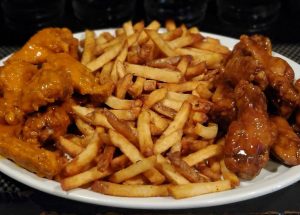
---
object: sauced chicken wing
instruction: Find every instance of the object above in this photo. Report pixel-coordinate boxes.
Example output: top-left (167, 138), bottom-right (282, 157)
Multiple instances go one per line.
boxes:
top-left (20, 66), bottom-right (73, 113)
top-left (44, 53), bottom-right (114, 100)
top-left (22, 104), bottom-right (71, 144)
top-left (271, 116), bottom-right (300, 166)
top-left (7, 28), bottom-right (78, 64)
top-left (224, 35), bottom-right (299, 117)
top-left (224, 81), bottom-right (277, 179)
top-left (0, 61), bottom-right (38, 124)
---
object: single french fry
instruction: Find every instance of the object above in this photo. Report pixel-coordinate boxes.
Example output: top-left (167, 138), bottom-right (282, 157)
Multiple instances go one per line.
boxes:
top-left (152, 102), bottom-right (177, 119)
top-left (87, 38), bottom-right (125, 72)
top-left (95, 34), bottom-right (125, 55)
top-left (109, 130), bottom-right (165, 184)
top-left (116, 73), bottom-right (133, 99)
top-left (110, 107), bottom-right (141, 121)
top-left (75, 118), bottom-right (95, 136)
top-left (185, 62), bottom-right (206, 79)
top-left (177, 55), bottom-right (192, 76)
top-left (156, 154), bottom-right (190, 185)
top-left (133, 20), bottom-right (145, 32)
top-left (144, 88), bottom-right (168, 108)
top-left (194, 123), bottom-right (218, 139)
top-left (92, 181), bottom-right (169, 197)
top-left (193, 39), bottom-right (230, 55)
top-left (109, 155), bottom-right (156, 183)
top-left (146, 56), bottom-right (181, 69)
top-left (162, 102), bottom-right (191, 136)
top-left (111, 42), bottom-right (128, 83)
top-left (154, 130), bottom-right (183, 155)
top-left (115, 28), bottom-right (125, 36)
top-left (61, 167), bottom-right (112, 191)
top-left (137, 110), bottom-right (154, 156)
top-left (220, 160), bottom-right (240, 187)
top-left (111, 154), bottom-right (131, 171)
top-left (183, 144), bottom-right (223, 166)
top-left (98, 61), bottom-right (113, 84)
top-left (97, 145), bottom-right (116, 171)
top-left (168, 180), bottom-right (231, 199)
top-left (81, 30), bottom-right (96, 65)
top-left (58, 136), bottom-right (83, 157)
top-left (188, 26), bottom-right (201, 34)
top-left (158, 81), bottom-right (203, 92)
top-left (103, 109), bottom-right (139, 146)
top-left (123, 175), bottom-right (147, 185)
top-left (176, 48), bottom-right (223, 68)
top-left (161, 28), bottom-right (183, 41)
top-left (128, 77), bottom-right (145, 98)
top-left (123, 20), bottom-right (134, 36)
top-left (168, 33), bottom-right (202, 49)
top-left (105, 96), bottom-right (142, 109)
top-left (145, 29), bottom-right (178, 57)
top-left (125, 63), bottom-right (182, 83)
top-left (166, 19), bottom-right (176, 31)
top-left (166, 91), bottom-right (193, 102)
top-left (63, 132), bottom-right (102, 176)
top-left (143, 79), bottom-right (157, 92)
top-left (161, 98), bottom-right (183, 111)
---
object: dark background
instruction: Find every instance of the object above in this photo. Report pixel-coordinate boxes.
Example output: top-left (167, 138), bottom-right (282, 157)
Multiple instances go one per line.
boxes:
top-left (0, 0), bottom-right (299, 45)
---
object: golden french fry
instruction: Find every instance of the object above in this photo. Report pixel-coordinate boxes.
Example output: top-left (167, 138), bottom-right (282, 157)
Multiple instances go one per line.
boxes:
top-left (168, 180), bottom-right (231, 199)
top-left (183, 144), bottom-right (223, 166)
top-left (137, 110), bottom-right (154, 156)
top-left (81, 30), bottom-right (96, 65)
top-left (137, 20), bottom-right (161, 44)
top-left (143, 88), bottom-right (168, 108)
top-left (128, 77), bottom-right (145, 98)
top-left (165, 19), bottom-right (176, 31)
top-left (105, 96), bottom-right (142, 109)
top-left (111, 42), bottom-right (128, 83)
top-left (110, 107), bottom-right (141, 121)
top-left (125, 63), bottom-right (182, 83)
top-left (97, 145), bottom-right (115, 171)
top-left (185, 62), bottom-right (206, 79)
top-left (166, 91), bottom-right (193, 102)
top-left (75, 118), bottom-right (95, 136)
top-left (123, 175), bottom-right (147, 185)
top-left (162, 101), bottom-right (191, 136)
top-left (123, 20), bottom-right (134, 36)
top-left (63, 132), bottom-right (102, 176)
top-left (156, 154), bottom-right (190, 185)
top-left (154, 130), bottom-right (183, 155)
top-left (161, 28), bottom-right (183, 41)
top-left (168, 34), bottom-right (202, 49)
top-left (158, 81), bottom-right (203, 92)
top-left (145, 29), bottom-right (178, 57)
top-left (194, 123), bottom-right (218, 139)
top-left (143, 79), bottom-right (157, 92)
top-left (133, 20), bottom-right (145, 32)
top-left (111, 154), bottom-right (131, 171)
top-left (176, 48), bottom-right (223, 68)
top-left (146, 56), bottom-right (181, 69)
top-left (176, 55), bottom-right (192, 76)
top-left (92, 181), bottom-right (169, 197)
top-left (61, 167), bottom-right (112, 191)
top-left (98, 61), bottom-right (113, 84)
top-left (58, 136), bottom-right (83, 157)
top-left (109, 155), bottom-right (156, 183)
top-left (116, 73), bottom-right (133, 99)
top-left (87, 38), bottom-right (125, 72)
top-left (161, 98), bottom-right (182, 111)
top-left (152, 102), bottom-right (177, 119)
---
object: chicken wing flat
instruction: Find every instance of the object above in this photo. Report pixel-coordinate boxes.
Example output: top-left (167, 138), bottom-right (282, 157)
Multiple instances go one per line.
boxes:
top-left (224, 80), bottom-right (277, 179)
top-left (7, 28), bottom-right (78, 64)
top-left (0, 135), bottom-right (62, 179)
top-left (271, 116), bottom-right (300, 166)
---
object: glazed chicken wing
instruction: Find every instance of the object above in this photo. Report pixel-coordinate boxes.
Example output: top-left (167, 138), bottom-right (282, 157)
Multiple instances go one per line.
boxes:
top-left (224, 80), bottom-right (277, 179)
top-left (271, 116), bottom-right (300, 166)
top-left (7, 28), bottom-right (78, 64)
top-left (224, 35), bottom-right (299, 117)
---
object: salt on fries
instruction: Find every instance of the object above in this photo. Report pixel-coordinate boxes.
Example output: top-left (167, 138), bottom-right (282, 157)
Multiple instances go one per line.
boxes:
top-left (54, 20), bottom-right (237, 199)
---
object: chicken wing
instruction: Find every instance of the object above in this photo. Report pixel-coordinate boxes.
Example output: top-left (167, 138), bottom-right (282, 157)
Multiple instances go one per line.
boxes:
top-left (271, 116), bottom-right (300, 166)
top-left (224, 80), bottom-right (277, 179)
top-left (7, 28), bottom-right (78, 64)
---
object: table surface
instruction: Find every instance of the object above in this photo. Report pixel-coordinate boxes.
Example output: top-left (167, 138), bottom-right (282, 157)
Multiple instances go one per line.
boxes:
top-left (1, 1), bottom-right (300, 214)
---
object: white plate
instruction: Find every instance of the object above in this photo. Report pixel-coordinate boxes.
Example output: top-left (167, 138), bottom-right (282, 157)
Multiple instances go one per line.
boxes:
top-left (0, 30), bottom-right (300, 209)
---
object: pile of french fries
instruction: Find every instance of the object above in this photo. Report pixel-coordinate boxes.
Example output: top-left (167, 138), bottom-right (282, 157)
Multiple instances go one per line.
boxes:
top-left (58, 20), bottom-right (239, 199)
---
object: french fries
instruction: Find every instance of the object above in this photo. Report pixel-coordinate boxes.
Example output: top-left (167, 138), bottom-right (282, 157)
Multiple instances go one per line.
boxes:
top-left (52, 20), bottom-right (241, 199)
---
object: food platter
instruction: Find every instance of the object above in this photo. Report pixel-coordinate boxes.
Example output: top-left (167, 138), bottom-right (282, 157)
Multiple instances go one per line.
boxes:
top-left (0, 29), bottom-right (300, 209)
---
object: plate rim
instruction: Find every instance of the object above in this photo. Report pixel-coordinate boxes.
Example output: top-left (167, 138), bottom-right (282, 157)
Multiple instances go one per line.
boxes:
top-left (0, 29), bottom-right (300, 209)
